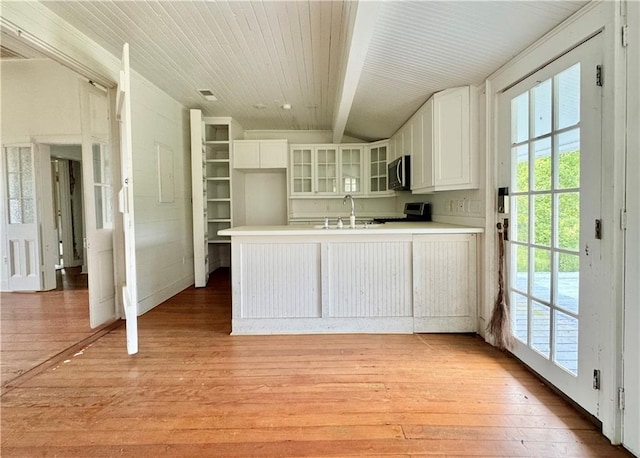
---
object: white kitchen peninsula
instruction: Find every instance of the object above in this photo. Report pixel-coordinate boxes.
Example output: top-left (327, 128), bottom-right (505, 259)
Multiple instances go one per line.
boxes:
top-left (218, 223), bottom-right (483, 335)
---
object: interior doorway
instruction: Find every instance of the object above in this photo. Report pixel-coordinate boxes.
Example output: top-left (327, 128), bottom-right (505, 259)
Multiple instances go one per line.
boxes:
top-left (51, 146), bottom-right (85, 275)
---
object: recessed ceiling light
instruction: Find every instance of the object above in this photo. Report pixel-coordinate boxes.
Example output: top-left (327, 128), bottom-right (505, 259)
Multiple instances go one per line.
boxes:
top-left (282, 103), bottom-right (291, 110)
top-left (197, 89), bottom-right (217, 101)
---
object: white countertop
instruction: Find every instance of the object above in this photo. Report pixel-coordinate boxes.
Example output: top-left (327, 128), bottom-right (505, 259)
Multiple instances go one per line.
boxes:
top-left (219, 221), bottom-right (484, 236)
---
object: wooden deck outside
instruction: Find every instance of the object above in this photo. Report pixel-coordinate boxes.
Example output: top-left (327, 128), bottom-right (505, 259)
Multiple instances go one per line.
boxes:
top-left (1, 269), bottom-right (633, 457)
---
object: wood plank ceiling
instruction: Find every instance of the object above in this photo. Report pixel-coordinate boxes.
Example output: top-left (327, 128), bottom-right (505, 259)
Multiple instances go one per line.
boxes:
top-left (40, 1), bottom-right (587, 141)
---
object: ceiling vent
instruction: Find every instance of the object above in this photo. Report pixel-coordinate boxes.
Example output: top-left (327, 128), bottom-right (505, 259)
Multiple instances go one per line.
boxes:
top-left (197, 89), bottom-right (217, 101)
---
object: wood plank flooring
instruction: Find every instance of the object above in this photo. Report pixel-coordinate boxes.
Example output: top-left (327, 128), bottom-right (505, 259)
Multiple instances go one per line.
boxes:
top-left (0, 267), bottom-right (100, 387)
top-left (1, 269), bottom-right (633, 457)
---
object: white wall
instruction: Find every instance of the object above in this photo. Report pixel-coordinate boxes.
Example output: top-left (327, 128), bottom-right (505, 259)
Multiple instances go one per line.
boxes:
top-left (130, 76), bottom-right (193, 315)
top-left (0, 59), bottom-right (83, 144)
top-left (244, 129), bottom-right (363, 143)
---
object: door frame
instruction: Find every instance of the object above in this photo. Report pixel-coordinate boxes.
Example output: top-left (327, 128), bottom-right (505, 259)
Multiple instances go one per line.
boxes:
top-left (0, 21), bottom-right (126, 321)
top-left (484, 1), bottom-right (627, 443)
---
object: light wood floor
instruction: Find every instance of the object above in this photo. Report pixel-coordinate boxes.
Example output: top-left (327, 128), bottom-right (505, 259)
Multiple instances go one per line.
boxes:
top-left (1, 269), bottom-right (633, 457)
top-left (0, 267), bottom-right (100, 387)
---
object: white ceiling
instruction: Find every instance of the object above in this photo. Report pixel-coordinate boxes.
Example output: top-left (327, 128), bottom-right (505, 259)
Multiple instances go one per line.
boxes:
top-left (39, 0), bottom-right (588, 141)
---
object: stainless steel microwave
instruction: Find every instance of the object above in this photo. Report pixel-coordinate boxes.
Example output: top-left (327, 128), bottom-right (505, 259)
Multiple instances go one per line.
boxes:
top-left (388, 155), bottom-right (411, 191)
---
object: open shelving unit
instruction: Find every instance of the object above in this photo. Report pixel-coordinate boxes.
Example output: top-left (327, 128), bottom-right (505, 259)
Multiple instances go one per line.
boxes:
top-left (190, 110), bottom-right (243, 287)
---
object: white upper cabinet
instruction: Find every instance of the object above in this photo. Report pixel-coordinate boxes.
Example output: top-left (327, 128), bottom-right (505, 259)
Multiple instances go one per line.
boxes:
top-left (290, 144), bottom-right (365, 197)
top-left (368, 140), bottom-right (392, 195)
top-left (233, 139), bottom-right (287, 169)
top-left (411, 86), bottom-right (477, 193)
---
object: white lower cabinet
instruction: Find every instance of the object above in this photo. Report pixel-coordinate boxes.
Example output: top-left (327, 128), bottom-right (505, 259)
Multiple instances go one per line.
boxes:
top-left (412, 234), bottom-right (478, 332)
top-left (228, 232), bottom-right (478, 334)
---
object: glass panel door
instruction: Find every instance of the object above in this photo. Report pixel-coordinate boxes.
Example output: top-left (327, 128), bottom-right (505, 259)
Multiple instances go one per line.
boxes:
top-left (500, 35), bottom-right (603, 416)
top-left (510, 63), bottom-right (581, 374)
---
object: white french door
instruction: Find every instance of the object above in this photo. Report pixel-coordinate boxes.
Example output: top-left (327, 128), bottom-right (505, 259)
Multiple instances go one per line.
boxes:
top-left (116, 43), bottom-right (138, 355)
top-left (80, 82), bottom-right (117, 328)
top-left (499, 35), bottom-right (604, 415)
top-left (3, 143), bottom-right (56, 292)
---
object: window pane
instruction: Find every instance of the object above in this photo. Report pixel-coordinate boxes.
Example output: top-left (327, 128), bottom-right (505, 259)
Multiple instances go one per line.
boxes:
top-left (556, 64), bottom-right (580, 130)
top-left (532, 138), bottom-right (552, 191)
top-left (512, 243), bottom-right (528, 293)
top-left (21, 176), bottom-right (33, 199)
top-left (93, 144), bottom-right (102, 182)
top-left (95, 185), bottom-right (104, 229)
top-left (557, 129), bottom-right (580, 189)
top-left (103, 185), bottom-right (113, 229)
top-left (533, 79), bottom-right (552, 137)
top-left (379, 147), bottom-right (386, 160)
top-left (371, 149), bottom-right (378, 162)
top-left (512, 292), bottom-right (528, 343)
top-left (557, 192), bottom-right (579, 251)
top-left (532, 248), bottom-right (551, 302)
top-left (512, 144), bottom-right (529, 192)
top-left (8, 174), bottom-right (20, 199)
top-left (6, 147), bottom-right (20, 173)
top-left (511, 92), bottom-right (529, 144)
top-left (9, 199), bottom-right (22, 224)
top-left (20, 148), bottom-right (33, 178)
top-left (557, 253), bottom-right (579, 314)
top-left (531, 301), bottom-right (551, 357)
top-left (554, 310), bottom-right (578, 375)
top-left (22, 198), bottom-right (34, 224)
top-left (533, 194), bottom-right (551, 246)
top-left (102, 146), bottom-right (111, 185)
top-left (513, 195), bottom-right (529, 243)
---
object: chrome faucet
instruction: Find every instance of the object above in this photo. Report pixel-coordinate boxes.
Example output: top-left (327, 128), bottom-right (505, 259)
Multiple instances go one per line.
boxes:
top-left (343, 194), bottom-right (356, 228)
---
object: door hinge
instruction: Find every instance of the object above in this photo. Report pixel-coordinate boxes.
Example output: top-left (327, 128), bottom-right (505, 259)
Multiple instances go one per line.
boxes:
top-left (622, 25), bottom-right (629, 47)
top-left (618, 387), bottom-right (625, 410)
top-left (596, 65), bottom-right (603, 87)
top-left (621, 209), bottom-right (628, 230)
top-left (595, 219), bottom-right (603, 240)
top-left (593, 369), bottom-right (601, 390)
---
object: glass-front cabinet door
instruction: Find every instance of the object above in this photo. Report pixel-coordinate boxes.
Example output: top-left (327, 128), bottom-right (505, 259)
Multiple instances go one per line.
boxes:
top-left (340, 146), bottom-right (363, 194)
top-left (315, 146), bottom-right (338, 194)
top-left (291, 147), bottom-right (313, 195)
top-left (368, 141), bottom-right (390, 194)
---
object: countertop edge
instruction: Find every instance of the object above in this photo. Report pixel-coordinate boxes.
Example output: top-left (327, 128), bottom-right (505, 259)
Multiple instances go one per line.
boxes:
top-left (219, 222), bottom-right (484, 236)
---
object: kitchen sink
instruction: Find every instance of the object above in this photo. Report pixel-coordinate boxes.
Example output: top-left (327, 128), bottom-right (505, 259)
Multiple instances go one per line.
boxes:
top-left (313, 221), bottom-right (382, 229)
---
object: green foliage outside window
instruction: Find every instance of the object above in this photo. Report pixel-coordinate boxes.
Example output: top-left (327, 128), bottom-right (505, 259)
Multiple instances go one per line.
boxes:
top-left (515, 150), bottom-right (580, 272)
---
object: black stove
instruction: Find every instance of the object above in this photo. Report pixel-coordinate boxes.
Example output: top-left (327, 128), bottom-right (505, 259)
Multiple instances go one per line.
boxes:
top-left (373, 202), bottom-right (431, 223)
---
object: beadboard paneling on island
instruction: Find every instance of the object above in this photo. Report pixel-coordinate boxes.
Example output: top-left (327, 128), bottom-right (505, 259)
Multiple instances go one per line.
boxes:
top-left (239, 242), bottom-right (321, 319)
top-left (326, 241), bottom-right (412, 318)
top-left (413, 234), bottom-right (478, 332)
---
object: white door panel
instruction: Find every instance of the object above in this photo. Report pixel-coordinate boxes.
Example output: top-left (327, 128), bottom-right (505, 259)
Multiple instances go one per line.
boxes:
top-left (499, 35), bottom-right (603, 416)
top-left (117, 43), bottom-right (138, 355)
top-left (3, 144), bottom-right (55, 291)
top-left (81, 82), bottom-right (117, 329)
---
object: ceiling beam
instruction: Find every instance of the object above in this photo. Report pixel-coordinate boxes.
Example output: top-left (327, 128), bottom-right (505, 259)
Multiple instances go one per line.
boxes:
top-left (332, 1), bottom-right (380, 144)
